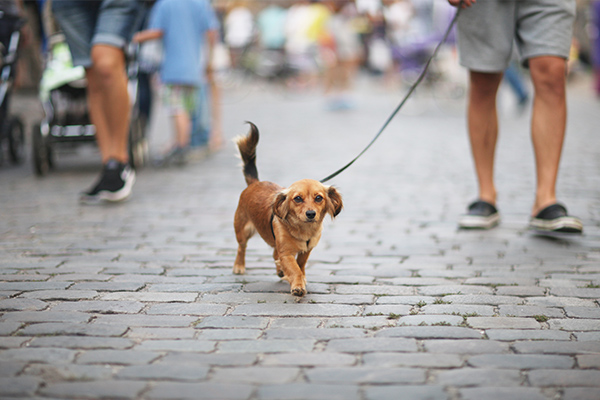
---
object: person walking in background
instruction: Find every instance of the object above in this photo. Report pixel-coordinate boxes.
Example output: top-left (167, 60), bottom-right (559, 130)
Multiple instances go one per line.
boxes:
top-left (592, 0), bottom-right (600, 97)
top-left (133, 0), bottom-right (219, 166)
top-left (51, 0), bottom-right (140, 204)
top-left (449, 0), bottom-right (583, 234)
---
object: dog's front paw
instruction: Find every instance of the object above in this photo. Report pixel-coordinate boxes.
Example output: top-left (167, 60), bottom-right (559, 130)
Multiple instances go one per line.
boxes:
top-left (233, 264), bottom-right (245, 275)
top-left (291, 286), bottom-right (306, 297)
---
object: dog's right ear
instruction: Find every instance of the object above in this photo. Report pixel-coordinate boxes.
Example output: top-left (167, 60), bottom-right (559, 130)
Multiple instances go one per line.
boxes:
top-left (273, 192), bottom-right (289, 220)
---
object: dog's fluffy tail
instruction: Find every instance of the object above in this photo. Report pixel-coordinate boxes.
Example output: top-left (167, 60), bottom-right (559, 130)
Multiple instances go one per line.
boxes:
top-left (235, 122), bottom-right (260, 186)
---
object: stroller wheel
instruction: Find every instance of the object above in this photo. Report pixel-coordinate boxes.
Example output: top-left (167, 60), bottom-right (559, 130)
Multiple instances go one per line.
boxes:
top-left (32, 123), bottom-right (51, 176)
top-left (8, 117), bottom-right (25, 164)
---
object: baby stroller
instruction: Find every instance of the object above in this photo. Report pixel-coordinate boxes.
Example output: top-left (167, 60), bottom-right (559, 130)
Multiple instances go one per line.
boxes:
top-left (31, 34), bottom-right (148, 176)
top-left (0, 12), bottom-right (26, 166)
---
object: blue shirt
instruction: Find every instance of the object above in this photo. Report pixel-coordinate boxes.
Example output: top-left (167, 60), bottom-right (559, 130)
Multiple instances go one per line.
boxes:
top-left (149, 0), bottom-right (218, 86)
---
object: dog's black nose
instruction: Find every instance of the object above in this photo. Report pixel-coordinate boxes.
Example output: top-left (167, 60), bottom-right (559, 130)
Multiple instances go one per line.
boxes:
top-left (306, 210), bottom-right (316, 220)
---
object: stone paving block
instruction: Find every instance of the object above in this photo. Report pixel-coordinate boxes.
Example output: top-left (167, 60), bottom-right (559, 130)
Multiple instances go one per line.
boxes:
top-left (0, 348), bottom-right (77, 364)
top-left (375, 295), bottom-right (437, 305)
top-left (116, 364), bottom-right (210, 381)
top-left (232, 303), bottom-right (361, 317)
top-left (0, 311), bottom-right (91, 323)
top-left (485, 329), bottom-right (571, 341)
top-left (146, 302), bottom-right (230, 316)
top-left (41, 380), bottom-right (147, 399)
top-left (575, 332), bottom-right (600, 341)
top-left (305, 367), bottom-right (425, 384)
top-left (0, 337), bottom-right (31, 349)
top-left (148, 382), bottom-right (254, 400)
top-left (148, 283), bottom-right (242, 292)
top-left (94, 314), bottom-right (198, 327)
top-left (362, 352), bottom-right (463, 368)
top-left (0, 298), bottom-right (48, 311)
top-left (526, 296), bottom-right (596, 307)
top-left (441, 294), bottom-right (522, 305)
top-left (550, 287), bottom-right (600, 298)
top-left (29, 336), bottom-right (134, 350)
top-left (50, 300), bottom-right (145, 314)
top-left (99, 291), bottom-right (198, 302)
top-left (398, 314), bottom-right (464, 326)
top-left (135, 340), bottom-right (216, 352)
top-left (467, 316), bottom-right (541, 329)
top-left (467, 354), bottom-right (574, 369)
top-left (495, 286), bottom-right (546, 296)
top-left (577, 354), bottom-right (600, 369)
top-left (218, 339), bottom-right (316, 353)
top-left (0, 282), bottom-right (70, 291)
top-left (363, 385), bottom-right (446, 400)
top-left (210, 366), bottom-right (301, 384)
top-left (269, 318), bottom-right (322, 329)
top-left (563, 387), bottom-right (600, 400)
top-left (326, 337), bottom-right (417, 353)
top-left (126, 327), bottom-right (197, 339)
top-left (463, 277), bottom-right (537, 286)
top-left (265, 327), bottom-right (365, 340)
top-left (310, 275), bottom-right (374, 284)
top-left (362, 304), bottom-right (413, 316)
top-left (301, 293), bottom-right (375, 305)
top-left (376, 326), bottom-right (483, 339)
top-left (548, 318), bottom-right (600, 331)
top-left (433, 368), bottom-right (522, 387)
top-left (195, 316), bottom-right (269, 329)
top-left (200, 292), bottom-right (291, 304)
top-left (0, 376), bottom-right (41, 397)
top-left (24, 364), bottom-right (115, 381)
top-left (421, 304), bottom-right (495, 316)
top-left (417, 285), bottom-right (493, 296)
top-left (76, 349), bottom-right (161, 365)
top-left (160, 352), bottom-right (257, 366)
top-left (261, 352), bottom-right (357, 367)
top-left (18, 290), bottom-right (98, 301)
top-left (69, 282), bottom-right (144, 291)
top-left (528, 369), bottom-right (600, 387)
top-left (257, 383), bottom-right (360, 400)
top-left (334, 284), bottom-right (414, 296)
top-left (18, 322), bottom-right (128, 337)
top-left (459, 387), bottom-right (546, 400)
top-left (323, 316), bottom-right (396, 329)
top-left (198, 328), bottom-right (262, 340)
top-left (497, 305), bottom-right (563, 318)
top-left (0, 361), bottom-right (26, 378)
top-left (513, 341), bottom-right (600, 355)
top-left (423, 339), bottom-right (509, 354)
top-left (564, 306), bottom-right (600, 319)
top-left (0, 321), bottom-right (22, 335)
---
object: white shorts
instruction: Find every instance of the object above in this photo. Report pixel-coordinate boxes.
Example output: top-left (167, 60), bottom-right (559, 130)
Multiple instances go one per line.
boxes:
top-left (456, 0), bottom-right (576, 72)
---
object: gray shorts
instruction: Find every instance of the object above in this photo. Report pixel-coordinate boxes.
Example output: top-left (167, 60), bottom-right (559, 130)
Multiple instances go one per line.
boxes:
top-left (52, 0), bottom-right (142, 68)
top-left (456, 0), bottom-right (576, 72)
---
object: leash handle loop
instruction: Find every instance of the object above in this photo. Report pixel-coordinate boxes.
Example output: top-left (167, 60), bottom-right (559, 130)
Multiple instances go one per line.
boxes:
top-left (320, 3), bottom-right (463, 183)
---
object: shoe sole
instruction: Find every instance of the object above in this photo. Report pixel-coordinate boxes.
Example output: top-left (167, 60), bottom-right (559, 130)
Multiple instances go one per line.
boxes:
top-left (80, 171), bottom-right (136, 204)
top-left (529, 216), bottom-right (583, 234)
top-left (458, 213), bottom-right (500, 230)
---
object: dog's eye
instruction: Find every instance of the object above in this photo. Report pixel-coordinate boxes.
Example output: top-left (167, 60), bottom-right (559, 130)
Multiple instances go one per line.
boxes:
top-left (315, 195), bottom-right (323, 203)
top-left (293, 196), bottom-right (303, 203)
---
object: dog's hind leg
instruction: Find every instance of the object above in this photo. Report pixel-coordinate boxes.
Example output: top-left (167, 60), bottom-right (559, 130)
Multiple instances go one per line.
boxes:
top-left (233, 220), bottom-right (255, 275)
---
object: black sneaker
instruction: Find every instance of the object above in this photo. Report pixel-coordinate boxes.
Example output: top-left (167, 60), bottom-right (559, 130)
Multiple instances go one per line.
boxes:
top-left (529, 203), bottom-right (583, 235)
top-left (80, 159), bottom-right (135, 204)
top-left (458, 200), bottom-right (500, 229)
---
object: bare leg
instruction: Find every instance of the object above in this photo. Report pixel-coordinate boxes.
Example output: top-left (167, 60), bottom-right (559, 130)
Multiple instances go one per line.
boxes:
top-left (86, 45), bottom-right (130, 164)
top-left (172, 111), bottom-right (191, 148)
top-left (467, 71), bottom-right (503, 205)
top-left (528, 56), bottom-right (567, 216)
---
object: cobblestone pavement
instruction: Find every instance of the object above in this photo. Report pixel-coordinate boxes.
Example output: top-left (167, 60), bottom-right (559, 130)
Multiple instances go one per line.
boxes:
top-left (1, 71), bottom-right (599, 400)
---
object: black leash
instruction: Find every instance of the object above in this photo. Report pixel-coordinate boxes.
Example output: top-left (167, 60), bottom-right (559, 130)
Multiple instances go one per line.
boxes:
top-left (320, 4), bottom-right (464, 183)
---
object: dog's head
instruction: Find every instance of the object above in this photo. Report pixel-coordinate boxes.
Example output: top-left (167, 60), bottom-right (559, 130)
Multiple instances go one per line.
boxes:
top-left (273, 179), bottom-right (343, 224)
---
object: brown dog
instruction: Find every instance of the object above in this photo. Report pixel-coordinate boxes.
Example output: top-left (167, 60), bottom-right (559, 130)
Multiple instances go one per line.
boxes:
top-left (233, 123), bottom-right (343, 296)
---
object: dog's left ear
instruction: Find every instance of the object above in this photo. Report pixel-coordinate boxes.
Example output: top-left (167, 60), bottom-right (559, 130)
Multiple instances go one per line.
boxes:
top-left (326, 186), bottom-right (343, 218)
top-left (273, 192), bottom-right (289, 220)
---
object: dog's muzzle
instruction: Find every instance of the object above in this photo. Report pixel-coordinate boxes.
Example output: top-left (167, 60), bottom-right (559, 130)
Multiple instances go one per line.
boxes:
top-left (306, 210), bottom-right (316, 221)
